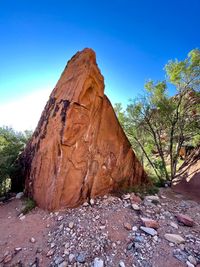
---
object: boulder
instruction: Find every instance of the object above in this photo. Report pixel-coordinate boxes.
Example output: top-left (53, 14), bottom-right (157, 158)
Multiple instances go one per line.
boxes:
top-left (176, 214), bottom-right (194, 227)
top-left (13, 48), bottom-right (148, 210)
top-left (164, 234), bottom-right (185, 244)
top-left (141, 217), bottom-right (159, 229)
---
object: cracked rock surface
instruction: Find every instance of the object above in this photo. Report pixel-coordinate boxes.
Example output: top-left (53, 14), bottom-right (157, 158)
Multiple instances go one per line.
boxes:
top-left (13, 48), bottom-right (147, 210)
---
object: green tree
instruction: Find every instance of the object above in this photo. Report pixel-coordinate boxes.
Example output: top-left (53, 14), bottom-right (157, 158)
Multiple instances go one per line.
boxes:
top-left (0, 127), bottom-right (32, 196)
top-left (115, 49), bottom-right (200, 182)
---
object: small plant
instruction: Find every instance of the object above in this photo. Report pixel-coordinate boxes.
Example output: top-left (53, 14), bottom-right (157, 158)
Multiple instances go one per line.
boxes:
top-left (21, 198), bottom-right (36, 215)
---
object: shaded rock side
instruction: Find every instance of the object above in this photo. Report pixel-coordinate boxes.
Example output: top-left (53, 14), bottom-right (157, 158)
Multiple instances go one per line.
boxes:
top-left (16, 48), bottom-right (148, 210)
top-left (173, 145), bottom-right (200, 201)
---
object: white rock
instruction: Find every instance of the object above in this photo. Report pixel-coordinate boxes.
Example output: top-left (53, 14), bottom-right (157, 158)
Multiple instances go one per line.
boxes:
top-left (132, 226), bottom-right (138, 231)
top-left (15, 247), bottom-right (22, 252)
top-left (58, 261), bottom-right (68, 267)
top-left (123, 194), bottom-right (130, 200)
top-left (164, 234), bottom-right (185, 244)
top-left (188, 255), bottom-right (197, 265)
top-left (153, 235), bottom-right (158, 242)
top-left (186, 261), bottom-right (194, 267)
top-left (90, 199), bottom-right (95, 205)
top-left (64, 243), bottom-right (70, 249)
top-left (46, 249), bottom-right (55, 257)
top-left (68, 222), bottom-right (74, 229)
top-left (68, 253), bottom-right (75, 263)
top-left (145, 195), bottom-right (160, 202)
top-left (50, 243), bottom-right (55, 248)
top-left (30, 237), bottom-right (36, 243)
top-left (93, 257), bottom-right (104, 267)
top-left (119, 261), bottom-right (126, 267)
top-left (170, 222), bottom-right (179, 229)
top-left (132, 204), bottom-right (140, 211)
top-left (16, 192), bottom-right (24, 199)
top-left (57, 216), bottom-right (63, 221)
top-left (19, 215), bottom-right (26, 220)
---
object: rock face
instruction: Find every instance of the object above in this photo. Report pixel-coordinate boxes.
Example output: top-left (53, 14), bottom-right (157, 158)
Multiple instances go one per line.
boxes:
top-left (14, 48), bottom-right (147, 210)
top-left (173, 145), bottom-right (200, 201)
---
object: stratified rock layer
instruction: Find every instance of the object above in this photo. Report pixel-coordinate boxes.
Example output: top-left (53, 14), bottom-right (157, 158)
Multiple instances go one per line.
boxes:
top-left (18, 48), bottom-right (148, 210)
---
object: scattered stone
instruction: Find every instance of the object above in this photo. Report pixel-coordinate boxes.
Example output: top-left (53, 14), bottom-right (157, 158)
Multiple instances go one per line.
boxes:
top-left (76, 253), bottom-right (85, 263)
top-left (141, 217), bottom-right (159, 229)
top-left (68, 222), bottom-right (74, 229)
top-left (90, 199), bottom-right (95, 205)
top-left (145, 195), bottom-right (160, 202)
top-left (173, 249), bottom-right (188, 262)
top-left (69, 254), bottom-right (75, 263)
top-left (140, 226), bottom-right (157, 236)
top-left (93, 257), bottom-right (104, 267)
top-left (14, 247), bottom-right (22, 252)
top-left (30, 237), bottom-right (36, 243)
top-left (64, 243), bottom-right (70, 249)
top-left (132, 226), bottom-right (138, 231)
top-left (153, 236), bottom-right (158, 242)
top-left (188, 255), bottom-right (197, 265)
top-left (50, 242), bottom-right (56, 248)
top-left (83, 202), bottom-right (89, 207)
top-left (123, 194), bottom-right (130, 200)
top-left (176, 214), bottom-right (194, 227)
top-left (58, 261), bottom-right (68, 267)
top-left (3, 254), bottom-right (12, 263)
top-left (124, 222), bottom-right (132, 230)
top-left (127, 242), bottom-right (133, 250)
top-left (119, 261), bottom-right (126, 267)
top-left (16, 192), bottom-right (24, 199)
top-left (134, 236), bottom-right (144, 243)
top-left (19, 215), bottom-right (26, 220)
top-left (131, 194), bottom-right (142, 204)
top-left (186, 261), bottom-right (195, 267)
top-left (57, 216), bottom-right (63, 221)
top-left (132, 204), bottom-right (140, 211)
top-left (55, 256), bottom-right (64, 265)
top-left (46, 249), bottom-right (55, 257)
top-left (164, 234), bottom-right (185, 244)
top-left (170, 222), bottom-right (179, 229)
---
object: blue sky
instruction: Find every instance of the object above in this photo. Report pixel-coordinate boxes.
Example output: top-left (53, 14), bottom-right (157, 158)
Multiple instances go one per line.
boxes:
top-left (0, 0), bottom-right (199, 130)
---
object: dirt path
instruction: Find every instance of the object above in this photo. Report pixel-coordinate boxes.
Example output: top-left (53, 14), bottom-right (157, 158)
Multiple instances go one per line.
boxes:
top-left (0, 199), bottom-right (52, 266)
top-left (0, 188), bottom-right (200, 267)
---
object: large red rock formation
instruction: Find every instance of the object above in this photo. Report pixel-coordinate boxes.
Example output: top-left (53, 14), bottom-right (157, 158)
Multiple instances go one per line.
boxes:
top-left (17, 48), bottom-right (148, 210)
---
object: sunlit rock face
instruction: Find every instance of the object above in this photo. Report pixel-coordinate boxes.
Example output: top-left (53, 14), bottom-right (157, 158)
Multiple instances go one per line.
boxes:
top-left (17, 48), bottom-right (148, 210)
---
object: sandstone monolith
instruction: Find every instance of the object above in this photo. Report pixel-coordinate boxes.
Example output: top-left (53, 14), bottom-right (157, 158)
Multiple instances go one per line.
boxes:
top-left (13, 48), bottom-right (148, 210)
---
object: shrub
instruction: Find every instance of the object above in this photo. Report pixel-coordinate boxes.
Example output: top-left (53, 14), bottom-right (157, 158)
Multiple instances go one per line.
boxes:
top-left (0, 127), bottom-right (32, 196)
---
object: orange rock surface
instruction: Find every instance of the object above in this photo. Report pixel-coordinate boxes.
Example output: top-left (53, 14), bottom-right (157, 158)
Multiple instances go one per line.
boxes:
top-left (17, 48), bottom-right (148, 210)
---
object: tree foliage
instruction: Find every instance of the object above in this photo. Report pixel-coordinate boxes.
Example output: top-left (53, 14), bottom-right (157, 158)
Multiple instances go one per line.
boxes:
top-left (0, 127), bottom-right (32, 196)
top-left (115, 49), bottom-right (200, 182)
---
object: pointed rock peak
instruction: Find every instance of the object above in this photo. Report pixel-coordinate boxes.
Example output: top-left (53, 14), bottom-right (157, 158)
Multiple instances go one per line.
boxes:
top-left (12, 49), bottom-right (148, 210)
top-left (67, 48), bottom-right (97, 65)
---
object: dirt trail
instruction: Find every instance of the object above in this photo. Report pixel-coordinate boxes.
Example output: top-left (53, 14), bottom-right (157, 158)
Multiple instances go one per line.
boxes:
top-left (0, 188), bottom-right (200, 267)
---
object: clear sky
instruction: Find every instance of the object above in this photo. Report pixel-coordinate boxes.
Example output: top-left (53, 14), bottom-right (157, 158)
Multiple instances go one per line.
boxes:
top-left (0, 0), bottom-right (199, 130)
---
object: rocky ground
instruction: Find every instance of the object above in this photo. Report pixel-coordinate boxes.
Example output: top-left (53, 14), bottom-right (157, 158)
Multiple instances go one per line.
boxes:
top-left (0, 188), bottom-right (200, 267)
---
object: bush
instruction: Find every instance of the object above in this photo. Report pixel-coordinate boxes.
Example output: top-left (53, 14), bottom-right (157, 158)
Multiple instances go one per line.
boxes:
top-left (0, 127), bottom-right (32, 196)
top-left (21, 198), bottom-right (36, 215)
